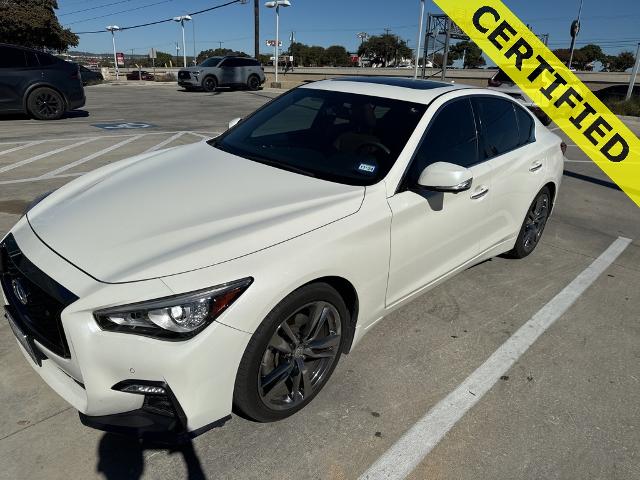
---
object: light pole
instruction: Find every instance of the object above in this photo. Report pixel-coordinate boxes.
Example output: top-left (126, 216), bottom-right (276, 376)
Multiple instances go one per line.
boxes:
top-left (106, 25), bottom-right (120, 79)
top-left (265, 0), bottom-right (290, 85)
top-left (626, 42), bottom-right (640, 101)
top-left (414, 0), bottom-right (425, 78)
top-left (173, 15), bottom-right (192, 68)
top-left (357, 32), bottom-right (368, 67)
top-left (568, 0), bottom-right (583, 69)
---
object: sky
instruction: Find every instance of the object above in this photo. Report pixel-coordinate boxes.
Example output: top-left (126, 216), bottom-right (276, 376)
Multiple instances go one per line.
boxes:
top-left (58, 0), bottom-right (640, 58)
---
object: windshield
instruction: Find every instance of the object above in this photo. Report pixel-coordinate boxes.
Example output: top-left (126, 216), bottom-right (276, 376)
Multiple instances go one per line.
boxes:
top-left (211, 88), bottom-right (426, 185)
top-left (199, 57), bottom-right (222, 67)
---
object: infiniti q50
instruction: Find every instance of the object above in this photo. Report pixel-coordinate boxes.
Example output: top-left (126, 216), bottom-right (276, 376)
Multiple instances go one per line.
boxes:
top-left (1, 77), bottom-right (563, 441)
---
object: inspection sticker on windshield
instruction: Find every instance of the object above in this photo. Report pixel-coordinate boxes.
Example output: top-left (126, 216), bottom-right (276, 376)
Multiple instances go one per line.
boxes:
top-left (434, 0), bottom-right (640, 207)
top-left (358, 163), bottom-right (376, 173)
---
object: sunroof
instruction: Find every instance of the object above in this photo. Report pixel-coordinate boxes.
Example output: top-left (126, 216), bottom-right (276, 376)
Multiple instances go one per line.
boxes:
top-left (331, 76), bottom-right (453, 90)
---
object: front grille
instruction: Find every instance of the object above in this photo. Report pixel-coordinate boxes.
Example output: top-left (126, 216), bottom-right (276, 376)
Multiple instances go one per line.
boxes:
top-left (1, 234), bottom-right (78, 358)
top-left (178, 71), bottom-right (190, 80)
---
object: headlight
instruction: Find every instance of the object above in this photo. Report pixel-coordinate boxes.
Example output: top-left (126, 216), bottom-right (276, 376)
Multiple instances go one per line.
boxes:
top-left (94, 278), bottom-right (252, 339)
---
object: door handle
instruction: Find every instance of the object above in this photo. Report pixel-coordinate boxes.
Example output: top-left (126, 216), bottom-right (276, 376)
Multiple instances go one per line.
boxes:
top-left (529, 161), bottom-right (543, 172)
top-left (470, 185), bottom-right (489, 200)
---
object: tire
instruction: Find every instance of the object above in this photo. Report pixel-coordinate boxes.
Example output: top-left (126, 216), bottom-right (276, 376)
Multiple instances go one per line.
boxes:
top-left (233, 283), bottom-right (349, 422)
top-left (202, 76), bottom-right (218, 92)
top-left (27, 87), bottom-right (65, 120)
top-left (247, 74), bottom-right (260, 91)
top-left (507, 186), bottom-right (552, 259)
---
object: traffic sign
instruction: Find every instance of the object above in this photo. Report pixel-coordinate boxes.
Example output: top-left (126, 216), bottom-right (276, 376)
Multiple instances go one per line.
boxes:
top-left (265, 40), bottom-right (282, 47)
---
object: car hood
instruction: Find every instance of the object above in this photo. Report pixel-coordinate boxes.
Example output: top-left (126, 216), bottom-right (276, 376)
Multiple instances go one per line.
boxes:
top-left (27, 141), bottom-right (364, 283)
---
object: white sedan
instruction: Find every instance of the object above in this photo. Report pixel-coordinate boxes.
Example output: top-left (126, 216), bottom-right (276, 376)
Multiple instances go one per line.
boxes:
top-left (1, 77), bottom-right (564, 441)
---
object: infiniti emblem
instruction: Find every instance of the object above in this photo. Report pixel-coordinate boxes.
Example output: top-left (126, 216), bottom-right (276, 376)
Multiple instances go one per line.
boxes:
top-left (11, 279), bottom-right (28, 306)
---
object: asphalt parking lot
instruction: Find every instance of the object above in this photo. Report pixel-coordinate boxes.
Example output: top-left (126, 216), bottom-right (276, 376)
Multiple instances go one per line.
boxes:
top-left (0, 83), bottom-right (639, 480)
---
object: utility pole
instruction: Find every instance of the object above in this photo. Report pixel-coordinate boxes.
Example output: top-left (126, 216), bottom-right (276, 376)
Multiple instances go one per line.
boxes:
top-left (626, 42), bottom-right (640, 101)
top-left (568, 0), bottom-right (584, 69)
top-left (357, 32), bottom-right (368, 67)
top-left (254, 0), bottom-right (260, 59)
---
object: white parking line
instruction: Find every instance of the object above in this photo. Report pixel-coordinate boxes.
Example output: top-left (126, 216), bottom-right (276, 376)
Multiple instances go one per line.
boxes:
top-left (143, 131), bottom-right (185, 153)
top-left (0, 141), bottom-right (44, 157)
top-left (0, 172), bottom-right (85, 186)
top-left (0, 137), bottom-right (97, 175)
top-left (359, 236), bottom-right (632, 480)
top-left (0, 130), bottom-right (215, 146)
top-left (40, 135), bottom-right (144, 178)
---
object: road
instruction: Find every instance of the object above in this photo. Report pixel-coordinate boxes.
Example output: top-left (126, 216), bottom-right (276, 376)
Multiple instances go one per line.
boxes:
top-left (0, 83), bottom-right (638, 480)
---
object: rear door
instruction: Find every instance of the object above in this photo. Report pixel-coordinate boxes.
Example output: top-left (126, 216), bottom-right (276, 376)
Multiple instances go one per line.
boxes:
top-left (472, 96), bottom-right (541, 246)
top-left (386, 96), bottom-right (494, 305)
top-left (219, 58), bottom-right (242, 85)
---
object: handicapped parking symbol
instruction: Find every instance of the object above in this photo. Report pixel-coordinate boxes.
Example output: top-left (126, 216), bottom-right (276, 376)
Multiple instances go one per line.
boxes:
top-left (92, 122), bottom-right (156, 130)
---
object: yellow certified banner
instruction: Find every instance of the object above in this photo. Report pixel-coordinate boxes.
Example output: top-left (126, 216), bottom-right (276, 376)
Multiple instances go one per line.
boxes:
top-left (434, 0), bottom-right (640, 207)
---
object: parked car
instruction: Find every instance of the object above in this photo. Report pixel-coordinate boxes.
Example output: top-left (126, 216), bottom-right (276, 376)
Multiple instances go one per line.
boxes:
top-left (79, 65), bottom-right (103, 85)
top-left (178, 56), bottom-right (265, 92)
top-left (594, 84), bottom-right (640, 102)
top-left (0, 43), bottom-right (85, 120)
top-left (2, 77), bottom-right (563, 441)
top-left (126, 70), bottom-right (154, 81)
top-left (488, 68), bottom-right (552, 125)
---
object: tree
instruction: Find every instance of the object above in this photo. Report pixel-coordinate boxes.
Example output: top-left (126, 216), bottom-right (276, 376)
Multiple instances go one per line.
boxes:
top-left (0, 0), bottom-right (78, 51)
top-left (432, 52), bottom-right (453, 68)
top-left (196, 48), bottom-right (249, 64)
top-left (358, 33), bottom-right (411, 67)
top-left (553, 44), bottom-right (605, 70)
top-left (449, 41), bottom-right (485, 69)
top-left (605, 51), bottom-right (635, 72)
top-left (325, 45), bottom-right (350, 67)
top-left (155, 51), bottom-right (174, 67)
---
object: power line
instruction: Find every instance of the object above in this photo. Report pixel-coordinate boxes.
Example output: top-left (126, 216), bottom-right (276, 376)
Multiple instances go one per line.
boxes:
top-left (60, 0), bottom-right (137, 17)
top-left (73, 0), bottom-right (243, 35)
top-left (65, 0), bottom-right (175, 26)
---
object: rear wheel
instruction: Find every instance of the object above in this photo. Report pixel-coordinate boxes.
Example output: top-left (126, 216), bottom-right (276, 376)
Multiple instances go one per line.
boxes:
top-left (247, 75), bottom-right (260, 91)
top-left (507, 186), bottom-right (551, 259)
top-left (202, 76), bottom-right (217, 92)
top-left (233, 283), bottom-right (348, 422)
top-left (27, 87), bottom-right (65, 120)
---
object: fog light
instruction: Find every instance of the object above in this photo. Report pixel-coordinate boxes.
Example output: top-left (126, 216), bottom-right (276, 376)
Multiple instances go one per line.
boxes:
top-left (117, 383), bottom-right (166, 395)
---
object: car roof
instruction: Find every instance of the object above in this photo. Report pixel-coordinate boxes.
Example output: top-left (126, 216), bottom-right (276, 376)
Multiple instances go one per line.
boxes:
top-left (301, 76), bottom-right (466, 104)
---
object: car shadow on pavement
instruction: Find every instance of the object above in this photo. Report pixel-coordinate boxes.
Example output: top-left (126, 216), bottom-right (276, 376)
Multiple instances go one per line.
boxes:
top-left (0, 109), bottom-right (89, 121)
top-left (96, 433), bottom-right (206, 479)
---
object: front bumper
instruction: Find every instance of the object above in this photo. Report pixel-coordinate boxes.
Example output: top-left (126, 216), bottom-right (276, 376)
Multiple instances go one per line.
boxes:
top-left (2, 218), bottom-right (252, 440)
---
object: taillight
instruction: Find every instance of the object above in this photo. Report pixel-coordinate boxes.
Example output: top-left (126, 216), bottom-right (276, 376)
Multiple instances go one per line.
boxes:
top-left (560, 141), bottom-right (567, 156)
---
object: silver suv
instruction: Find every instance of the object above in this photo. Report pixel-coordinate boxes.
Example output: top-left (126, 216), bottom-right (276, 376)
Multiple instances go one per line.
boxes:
top-left (178, 56), bottom-right (265, 92)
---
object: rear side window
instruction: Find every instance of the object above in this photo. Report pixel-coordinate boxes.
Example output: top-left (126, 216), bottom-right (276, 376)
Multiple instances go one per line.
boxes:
top-left (37, 53), bottom-right (58, 66)
top-left (407, 98), bottom-right (478, 185)
top-left (222, 58), bottom-right (240, 67)
top-left (473, 97), bottom-right (520, 159)
top-left (514, 105), bottom-right (535, 146)
top-left (0, 46), bottom-right (26, 68)
top-left (25, 51), bottom-right (39, 67)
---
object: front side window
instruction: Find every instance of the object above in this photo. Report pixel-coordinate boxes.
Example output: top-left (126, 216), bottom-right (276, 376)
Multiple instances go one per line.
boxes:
top-left (473, 97), bottom-right (520, 159)
top-left (0, 46), bottom-right (26, 68)
top-left (211, 88), bottom-right (426, 186)
top-left (406, 98), bottom-right (478, 187)
top-left (200, 57), bottom-right (222, 67)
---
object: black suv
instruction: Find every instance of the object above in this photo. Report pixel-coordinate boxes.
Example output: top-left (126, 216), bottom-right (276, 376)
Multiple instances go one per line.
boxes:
top-left (0, 43), bottom-right (85, 120)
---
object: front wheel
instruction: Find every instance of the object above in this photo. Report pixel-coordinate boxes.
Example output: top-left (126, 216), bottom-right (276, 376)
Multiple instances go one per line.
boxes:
top-left (202, 76), bottom-right (218, 92)
top-left (233, 283), bottom-right (348, 422)
top-left (507, 186), bottom-right (551, 259)
top-left (27, 87), bottom-right (65, 120)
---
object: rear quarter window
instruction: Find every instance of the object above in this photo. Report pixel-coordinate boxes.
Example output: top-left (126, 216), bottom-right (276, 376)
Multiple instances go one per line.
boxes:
top-left (514, 105), bottom-right (535, 146)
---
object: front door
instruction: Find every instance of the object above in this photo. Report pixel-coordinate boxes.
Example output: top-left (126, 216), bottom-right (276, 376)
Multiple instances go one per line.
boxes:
top-left (386, 97), bottom-right (494, 306)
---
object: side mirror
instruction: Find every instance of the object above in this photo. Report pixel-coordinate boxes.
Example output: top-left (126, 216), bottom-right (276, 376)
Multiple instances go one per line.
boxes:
top-left (227, 117), bottom-right (242, 130)
top-left (416, 162), bottom-right (472, 192)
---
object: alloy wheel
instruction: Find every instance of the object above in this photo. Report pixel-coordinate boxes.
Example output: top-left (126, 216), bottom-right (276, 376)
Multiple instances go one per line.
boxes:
top-left (34, 91), bottom-right (62, 119)
top-left (257, 301), bottom-right (342, 411)
top-left (522, 192), bottom-right (550, 252)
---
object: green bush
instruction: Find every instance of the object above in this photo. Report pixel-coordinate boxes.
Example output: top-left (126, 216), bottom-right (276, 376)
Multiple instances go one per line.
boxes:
top-left (605, 97), bottom-right (640, 117)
